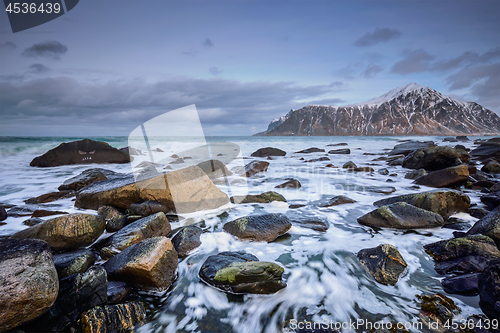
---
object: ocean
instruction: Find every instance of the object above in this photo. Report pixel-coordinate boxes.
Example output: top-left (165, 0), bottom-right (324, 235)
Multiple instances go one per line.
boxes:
top-left (0, 135), bottom-right (490, 332)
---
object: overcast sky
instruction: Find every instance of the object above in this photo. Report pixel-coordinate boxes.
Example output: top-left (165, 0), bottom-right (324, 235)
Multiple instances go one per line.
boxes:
top-left (0, 0), bottom-right (499, 136)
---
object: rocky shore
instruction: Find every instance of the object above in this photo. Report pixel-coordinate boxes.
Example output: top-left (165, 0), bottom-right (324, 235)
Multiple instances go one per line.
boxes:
top-left (1, 136), bottom-right (500, 332)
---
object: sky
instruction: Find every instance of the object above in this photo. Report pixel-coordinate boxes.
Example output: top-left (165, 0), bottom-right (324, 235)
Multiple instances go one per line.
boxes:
top-left (0, 0), bottom-right (499, 136)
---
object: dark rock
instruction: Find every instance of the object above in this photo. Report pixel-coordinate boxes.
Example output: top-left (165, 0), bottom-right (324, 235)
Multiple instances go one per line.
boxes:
top-left (59, 168), bottom-right (117, 192)
top-left (480, 193), bottom-right (500, 211)
top-left (473, 180), bottom-right (496, 188)
top-left (104, 236), bottom-right (178, 289)
top-left (231, 191), bottom-right (286, 204)
top-left (97, 205), bottom-right (122, 219)
top-left (0, 239), bottom-right (58, 332)
top-left (31, 209), bottom-right (69, 218)
top-left (196, 160), bottom-right (232, 179)
top-left (7, 205), bottom-right (36, 217)
top-left (373, 190), bottom-right (470, 219)
top-left (413, 164), bottom-right (469, 188)
top-left (354, 167), bottom-right (374, 172)
top-left (106, 215), bottom-right (128, 233)
top-left (388, 141), bottom-right (436, 156)
top-left (357, 244), bottom-right (407, 285)
top-left (53, 248), bottom-right (96, 279)
top-left (466, 205), bottom-right (500, 247)
top-left (129, 200), bottom-right (169, 216)
top-left (289, 217), bottom-right (328, 232)
top-left (0, 205), bottom-right (6, 222)
top-left (378, 168), bottom-right (389, 175)
top-left (455, 144), bottom-right (468, 151)
top-left (467, 207), bottom-right (491, 219)
top-left (199, 251), bottom-right (286, 294)
top-left (362, 186), bottom-right (396, 194)
top-left (24, 190), bottom-right (75, 204)
top-left (12, 213), bottom-right (106, 250)
top-left (325, 164), bottom-right (338, 168)
top-left (491, 181), bottom-right (500, 192)
top-left (402, 146), bottom-right (470, 171)
top-left (295, 147), bottom-right (325, 154)
top-left (171, 225), bottom-right (202, 257)
top-left (22, 217), bottom-right (43, 226)
top-left (106, 281), bottom-right (131, 304)
top-left (328, 148), bottom-right (350, 154)
top-left (223, 213), bottom-right (291, 242)
top-left (441, 273), bottom-right (480, 295)
top-left (443, 137), bottom-right (458, 142)
top-left (100, 212), bottom-right (171, 258)
top-left (155, 148), bottom-right (164, 152)
top-left (417, 293), bottom-right (460, 326)
top-left (387, 157), bottom-right (404, 166)
top-left (304, 157), bottom-right (330, 162)
top-left (311, 195), bottom-right (357, 207)
top-left (478, 259), bottom-right (500, 320)
top-left (327, 143), bottom-right (348, 147)
top-left (470, 137), bottom-right (500, 162)
top-left (30, 139), bottom-right (130, 167)
top-left (275, 179), bottom-right (302, 189)
top-left (482, 161), bottom-right (500, 174)
top-left (342, 161), bottom-right (357, 169)
top-left (119, 146), bottom-right (142, 156)
top-left (126, 215), bottom-right (143, 224)
top-left (456, 136), bottom-right (469, 141)
top-left (242, 160), bottom-right (270, 177)
top-left (80, 302), bottom-right (146, 333)
top-left (358, 202), bottom-right (444, 229)
top-left (250, 147), bottom-right (286, 157)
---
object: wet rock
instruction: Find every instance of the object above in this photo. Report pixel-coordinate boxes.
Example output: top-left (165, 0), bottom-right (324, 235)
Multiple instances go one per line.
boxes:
top-left (466, 205), bottom-right (500, 247)
top-left (31, 139), bottom-right (130, 167)
top-left (481, 161), bottom-right (500, 174)
top-left (22, 217), bottom-right (43, 226)
top-left (328, 148), bottom-right (350, 154)
top-left (100, 212), bottom-right (171, 258)
top-left (289, 217), bottom-right (329, 232)
top-left (75, 165), bottom-right (230, 213)
top-left (362, 185), bottom-right (396, 194)
top-left (199, 251), bottom-right (286, 294)
top-left (106, 281), bottom-right (131, 304)
top-left (97, 205), bottom-right (122, 219)
top-left (478, 259), bottom-right (500, 320)
top-left (417, 293), bottom-right (460, 327)
top-left (342, 161), bottom-right (357, 169)
top-left (388, 141), bottom-right (435, 156)
top-left (53, 248), bottom-right (96, 279)
top-left (441, 273), bottom-right (480, 295)
top-left (480, 193), bottom-right (500, 211)
top-left (402, 146), bottom-right (470, 171)
top-left (473, 180), bottom-right (495, 188)
top-left (378, 168), bottom-right (389, 176)
top-left (80, 302), bottom-right (146, 333)
top-left (456, 136), bottom-right (469, 141)
top-left (327, 142), bottom-right (348, 147)
top-left (196, 160), bottom-right (232, 179)
top-left (104, 237), bottom-right (178, 289)
top-left (242, 160), bottom-right (270, 177)
top-left (231, 191), bottom-right (286, 204)
top-left (373, 190), bottom-right (470, 219)
top-left (358, 202), bottom-right (444, 229)
top-left (304, 157), bottom-right (330, 163)
top-left (250, 147), bottom-right (286, 157)
top-left (311, 195), bottom-right (357, 207)
top-left (128, 200), bottom-right (169, 216)
top-left (470, 137), bottom-right (500, 162)
top-left (24, 190), bottom-right (75, 204)
top-left (295, 147), bottom-right (325, 154)
top-left (354, 167), bottom-right (374, 172)
top-left (413, 164), bottom-right (469, 188)
top-left (357, 244), bottom-right (407, 285)
top-left (467, 207), bottom-right (490, 219)
top-left (0, 239), bottom-right (58, 332)
top-left (106, 215), bottom-right (128, 233)
top-left (31, 209), bottom-right (69, 218)
top-left (443, 137), bottom-right (458, 142)
top-left (275, 179), bottom-right (302, 189)
top-left (223, 213), bottom-right (291, 242)
top-left (0, 205), bottom-right (6, 221)
top-left (325, 164), bottom-right (338, 168)
top-left (171, 225), bottom-right (202, 257)
top-left (12, 213), bottom-right (106, 250)
top-left (455, 144), bottom-right (468, 151)
top-left (7, 205), bottom-right (37, 217)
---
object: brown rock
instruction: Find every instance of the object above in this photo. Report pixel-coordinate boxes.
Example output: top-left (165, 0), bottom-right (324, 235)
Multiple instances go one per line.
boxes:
top-left (413, 164), bottom-right (469, 188)
top-left (24, 190), bottom-right (75, 204)
top-left (81, 302), bottom-right (146, 333)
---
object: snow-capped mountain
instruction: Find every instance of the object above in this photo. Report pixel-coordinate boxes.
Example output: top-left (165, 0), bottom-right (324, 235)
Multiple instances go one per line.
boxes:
top-left (257, 83), bottom-right (500, 136)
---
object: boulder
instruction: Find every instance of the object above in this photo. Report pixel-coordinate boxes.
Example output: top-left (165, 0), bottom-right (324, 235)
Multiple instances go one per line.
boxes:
top-left (22, 217), bottom-right (43, 226)
top-left (59, 169), bottom-right (118, 192)
top-left (388, 141), bottom-right (436, 156)
top-left (103, 237), bottom-right (178, 289)
top-left (478, 259), bottom-right (500, 319)
top-left (304, 157), bottom-right (330, 163)
top-left (466, 205), bottom-right (500, 247)
top-left (481, 161), bottom-right (500, 174)
top-left (100, 212), bottom-right (171, 258)
top-left (0, 239), bottom-right (58, 332)
top-left (106, 281), bottom-right (131, 304)
top-left (354, 167), bottom-right (374, 172)
top-left (31, 209), bottom-right (69, 218)
top-left (417, 293), bottom-right (460, 327)
top-left (250, 147), bottom-right (286, 157)
top-left (75, 165), bottom-right (230, 213)
top-left (80, 302), bottom-right (146, 333)
top-left (128, 200), bottom-right (169, 216)
top-left (467, 207), bottom-right (491, 219)
top-left (358, 202), bottom-right (444, 229)
top-left (295, 147), bottom-right (325, 154)
top-left (441, 273), bottom-right (480, 296)
top-left (275, 179), bottom-right (301, 189)
top-left (0, 205), bottom-right (6, 221)
top-left (30, 139), bottom-right (131, 167)
top-left (106, 215), bottom-right (128, 233)
top-left (470, 137), bottom-right (500, 162)
top-left (242, 160), bottom-right (270, 177)
top-left (199, 251), bottom-right (286, 294)
top-left (24, 190), bottom-right (75, 204)
top-left (328, 148), bottom-right (350, 154)
top-left (378, 168), bottom-right (389, 175)
top-left (357, 244), bottom-right (407, 285)
top-left (311, 195), bottom-right (357, 207)
top-left (196, 160), bottom-right (232, 179)
top-left (443, 137), bottom-right (458, 142)
top-left (53, 248), bottom-right (96, 279)
top-left (343, 161), bottom-right (357, 169)
top-left (12, 213), bottom-right (106, 250)
top-left (480, 192), bottom-right (500, 211)
top-left (230, 191), bottom-right (286, 204)
top-left (289, 217), bottom-right (328, 232)
top-left (373, 190), bottom-right (470, 219)
top-left (413, 164), bottom-right (469, 188)
top-left (223, 213), bottom-right (291, 242)
top-left (402, 146), bottom-right (470, 171)
top-left (97, 205), bottom-right (122, 219)
top-left (171, 225), bottom-right (203, 257)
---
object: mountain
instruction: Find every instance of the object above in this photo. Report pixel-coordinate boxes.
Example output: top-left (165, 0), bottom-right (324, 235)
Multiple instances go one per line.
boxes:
top-left (257, 83), bottom-right (500, 136)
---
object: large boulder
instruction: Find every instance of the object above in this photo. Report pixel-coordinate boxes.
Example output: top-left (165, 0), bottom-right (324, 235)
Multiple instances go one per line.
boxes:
top-left (470, 137), bottom-right (500, 162)
top-left (196, 160), bottom-right (232, 179)
top-left (75, 165), bottom-right (230, 213)
top-left (358, 202), bottom-right (444, 229)
top-left (250, 147), bottom-right (286, 157)
top-left (402, 146), bottom-right (470, 171)
top-left (373, 190), bottom-right (470, 219)
top-left (103, 237), bottom-right (178, 289)
top-left (295, 147), bottom-right (325, 154)
top-left (171, 225), bottom-right (202, 257)
top-left (100, 212), bottom-right (171, 258)
top-left (241, 160), bottom-right (270, 177)
top-left (388, 141), bottom-right (436, 156)
top-left (80, 302), bottom-right (146, 333)
top-left (478, 259), bottom-right (500, 319)
top-left (0, 239), bottom-right (58, 332)
top-left (357, 244), bottom-right (407, 285)
top-left (481, 161), bottom-right (500, 174)
top-left (441, 273), bottom-right (480, 296)
top-left (24, 190), bottom-right (75, 204)
top-left (53, 248), bottom-right (96, 279)
top-left (30, 139), bottom-right (131, 167)
top-left (413, 164), bottom-right (469, 188)
top-left (12, 213), bottom-right (105, 250)
top-left (328, 148), bottom-right (350, 154)
top-left (223, 213), bottom-right (291, 242)
top-left (230, 191), bottom-right (286, 204)
top-left (58, 168), bottom-right (117, 191)
top-left (466, 205), bottom-right (500, 247)
top-left (199, 251), bottom-right (286, 294)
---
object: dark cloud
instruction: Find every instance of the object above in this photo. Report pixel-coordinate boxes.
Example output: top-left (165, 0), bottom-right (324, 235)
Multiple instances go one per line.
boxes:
top-left (29, 63), bottom-right (51, 73)
top-left (354, 28), bottom-right (401, 47)
top-left (432, 47), bottom-right (500, 71)
top-left (391, 49), bottom-right (434, 74)
top-left (364, 63), bottom-right (383, 78)
top-left (22, 41), bottom-right (68, 60)
top-left (202, 38), bottom-right (214, 47)
top-left (209, 67), bottom-right (223, 76)
top-left (0, 42), bottom-right (16, 49)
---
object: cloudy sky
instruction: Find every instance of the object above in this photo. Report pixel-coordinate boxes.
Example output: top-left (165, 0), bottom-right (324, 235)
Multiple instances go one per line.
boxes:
top-left (0, 0), bottom-right (499, 136)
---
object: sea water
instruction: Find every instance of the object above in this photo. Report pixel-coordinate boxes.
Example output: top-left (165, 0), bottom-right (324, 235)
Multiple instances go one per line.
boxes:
top-left (0, 136), bottom-right (489, 333)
